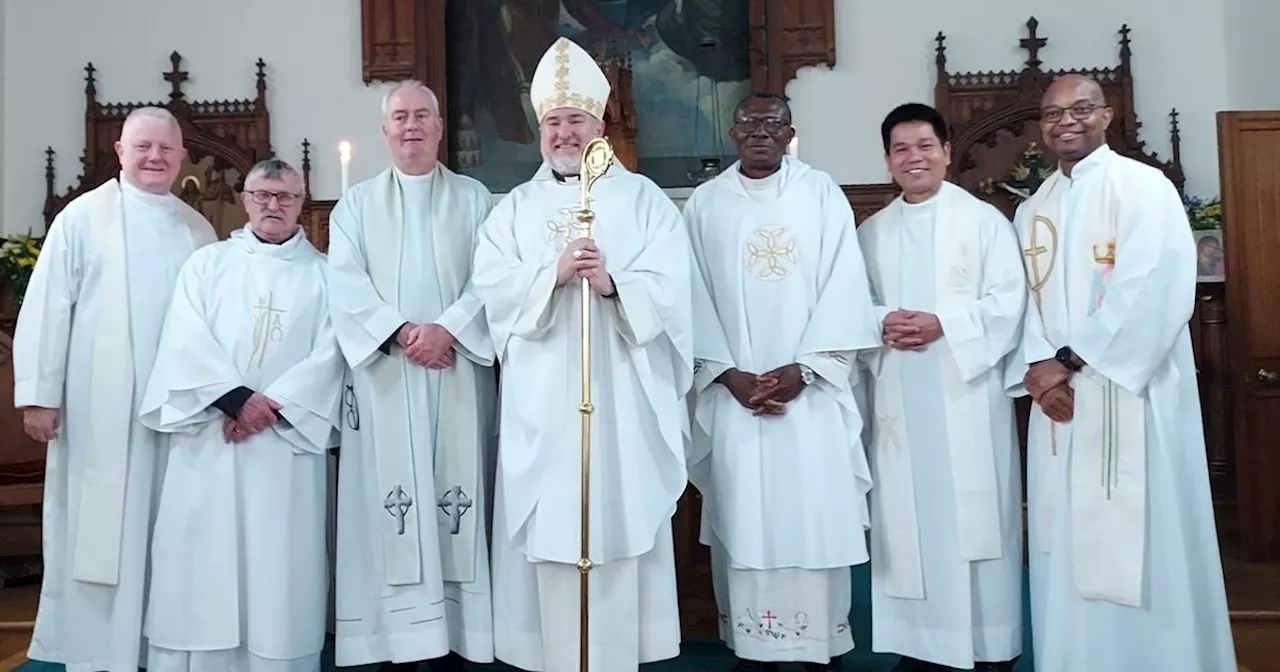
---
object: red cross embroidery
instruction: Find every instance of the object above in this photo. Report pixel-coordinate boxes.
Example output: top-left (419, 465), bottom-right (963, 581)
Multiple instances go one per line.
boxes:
top-left (761, 610), bottom-right (777, 629)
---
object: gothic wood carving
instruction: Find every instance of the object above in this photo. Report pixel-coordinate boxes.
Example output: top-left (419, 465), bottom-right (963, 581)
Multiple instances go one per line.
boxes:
top-left (749, 0), bottom-right (837, 94)
top-left (43, 52), bottom-right (272, 225)
top-left (936, 17), bottom-right (1185, 220)
top-left (602, 54), bottom-right (639, 173)
top-left (844, 183), bottom-right (901, 225)
top-left (300, 139), bottom-right (336, 253)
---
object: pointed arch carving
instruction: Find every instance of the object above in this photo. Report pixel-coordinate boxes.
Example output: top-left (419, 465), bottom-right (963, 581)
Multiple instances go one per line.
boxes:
top-left (42, 51), bottom-right (273, 225)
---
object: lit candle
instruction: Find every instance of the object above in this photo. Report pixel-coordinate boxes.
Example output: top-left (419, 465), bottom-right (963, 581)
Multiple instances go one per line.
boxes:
top-left (338, 141), bottom-right (352, 193)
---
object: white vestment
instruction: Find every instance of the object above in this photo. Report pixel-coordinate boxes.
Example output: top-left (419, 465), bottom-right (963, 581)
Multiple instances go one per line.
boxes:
top-left (684, 158), bottom-right (879, 664)
top-left (471, 161), bottom-right (694, 672)
top-left (13, 176), bottom-right (215, 672)
top-left (328, 164), bottom-right (498, 666)
top-left (1010, 145), bottom-right (1235, 671)
top-left (858, 182), bottom-right (1026, 668)
top-left (138, 225), bottom-right (344, 672)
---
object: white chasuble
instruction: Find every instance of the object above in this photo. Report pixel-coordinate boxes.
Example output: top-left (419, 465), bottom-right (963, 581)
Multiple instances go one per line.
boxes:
top-left (472, 161), bottom-right (693, 672)
top-left (1010, 145), bottom-right (1235, 671)
top-left (13, 176), bottom-right (214, 672)
top-left (683, 157), bottom-right (880, 664)
top-left (858, 182), bottom-right (1026, 668)
top-left (138, 225), bottom-right (342, 671)
top-left (328, 164), bottom-right (498, 666)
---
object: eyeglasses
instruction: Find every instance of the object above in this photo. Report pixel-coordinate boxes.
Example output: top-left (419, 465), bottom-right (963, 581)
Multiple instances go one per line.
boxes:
top-left (734, 117), bottom-right (790, 135)
top-left (247, 190), bottom-right (301, 206)
top-left (1040, 103), bottom-right (1107, 124)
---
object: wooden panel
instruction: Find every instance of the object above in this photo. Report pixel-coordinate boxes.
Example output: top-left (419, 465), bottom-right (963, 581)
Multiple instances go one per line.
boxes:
top-left (749, 0), bottom-right (836, 94)
top-left (842, 183), bottom-right (899, 225)
top-left (672, 485), bottom-right (716, 640)
top-left (1192, 283), bottom-right (1235, 501)
top-left (300, 199), bottom-right (335, 254)
top-left (1219, 110), bottom-right (1280, 560)
top-left (361, 0), bottom-right (418, 83)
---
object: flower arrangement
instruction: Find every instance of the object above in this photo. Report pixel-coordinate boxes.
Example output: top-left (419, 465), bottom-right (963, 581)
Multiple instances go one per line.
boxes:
top-left (1184, 195), bottom-right (1222, 231)
top-left (0, 233), bottom-right (44, 312)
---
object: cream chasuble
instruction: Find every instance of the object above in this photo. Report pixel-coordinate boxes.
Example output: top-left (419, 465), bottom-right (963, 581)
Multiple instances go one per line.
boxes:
top-left (860, 181), bottom-right (1021, 600)
top-left (13, 175), bottom-right (214, 672)
top-left (472, 160), bottom-right (693, 672)
top-left (328, 164), bottom-right (498, 666)
top-left (138, 225), bottom-right (342, 671)
top-left (684, 157), bottom-right (880, 664)
top-left (1016, 148), bottom-right (1146, 607)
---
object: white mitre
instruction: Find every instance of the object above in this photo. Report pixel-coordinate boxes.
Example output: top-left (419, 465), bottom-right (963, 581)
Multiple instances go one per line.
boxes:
top-left (530, 37), bottom-right (611, 122)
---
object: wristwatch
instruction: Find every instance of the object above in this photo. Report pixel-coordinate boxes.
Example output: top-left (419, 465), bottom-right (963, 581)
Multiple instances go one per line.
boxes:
top-left (798, 363), bottom-right (816, 385)
top-left (1055, 346), bottom-right (1083, 372)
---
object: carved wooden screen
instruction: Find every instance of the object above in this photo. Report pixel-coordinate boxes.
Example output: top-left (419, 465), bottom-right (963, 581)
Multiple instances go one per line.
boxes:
top-left (43, 52), bottom-right (273, 233)
top-left (935, 17), bottom-right (1185, 220)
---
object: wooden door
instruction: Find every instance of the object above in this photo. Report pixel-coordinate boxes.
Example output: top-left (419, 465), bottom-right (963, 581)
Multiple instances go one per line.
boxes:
top-left (1218, 110), bottom-right (1280, 561)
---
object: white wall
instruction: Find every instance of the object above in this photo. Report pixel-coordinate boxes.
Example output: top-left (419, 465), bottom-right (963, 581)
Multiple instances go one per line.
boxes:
top-left (0, 0), bottom-right (1243, 234)
top-left (0, 0), bottom-right (6, 228)
top-left (1224, 0), bottom-right (1280, 110)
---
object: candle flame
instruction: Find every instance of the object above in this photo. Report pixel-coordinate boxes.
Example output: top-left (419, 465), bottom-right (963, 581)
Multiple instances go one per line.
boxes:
top-left (339, 141), bottom-right (351, 160)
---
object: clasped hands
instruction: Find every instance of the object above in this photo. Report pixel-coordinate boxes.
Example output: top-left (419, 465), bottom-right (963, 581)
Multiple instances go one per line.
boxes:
top-left (1024, 360), bottom-right (1074, 422)
top-left (397, 322), bottom-right (456, 368)
top-left (222, 392), bottom-right (281, 443)
top-left (557, 237), bottom-right (614, 295)
top-left (718, 364), bottom-right (807, 416)
top-left (882, 309), bottom-right (942, 350)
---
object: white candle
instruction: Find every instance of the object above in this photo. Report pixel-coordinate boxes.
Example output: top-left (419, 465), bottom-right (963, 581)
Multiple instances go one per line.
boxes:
top-left (338, 141), bottom-right (352, 194)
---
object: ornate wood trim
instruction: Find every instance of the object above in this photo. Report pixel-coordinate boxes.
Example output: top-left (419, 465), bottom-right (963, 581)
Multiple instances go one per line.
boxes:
top-left (842, 183), bottom-right (899, 224)
top-left (299, 139), bottom-right (336, 253)
top-left (934, 17), bottom-right (1184, 219)
top-left (43, 52), bottom-right (272, 225)
top-left (749, 0), bottom-right (837, 94)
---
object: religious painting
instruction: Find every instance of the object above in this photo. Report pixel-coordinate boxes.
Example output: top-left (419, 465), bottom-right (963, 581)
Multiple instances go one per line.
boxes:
top-left (174, 154), bottom-right (248, 239)
top-left (446, 0), bottom-right (749, 192)
top-left (1194, 229), bottom-right (1225, 282)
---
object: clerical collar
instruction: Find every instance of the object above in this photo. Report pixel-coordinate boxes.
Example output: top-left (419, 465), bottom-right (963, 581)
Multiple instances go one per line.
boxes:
top-left (394, 165), bottom-right (436, 183)
top-left (551, 169), bottom-right (581, 184)
top-left (737, 165), bottom-right (783, 190)
top-left (1065, 143), bottom-right (1111, 181)
top-left (119, 173), bottom-right (176, 208)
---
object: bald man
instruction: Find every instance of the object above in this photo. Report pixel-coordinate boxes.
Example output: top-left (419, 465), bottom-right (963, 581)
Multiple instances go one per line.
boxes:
top-left (1008, 74), bottom-right (1236, 671)
top-left (13, 106), bottom-right (216, 672)
top-left (328, 79), bottom-right (498, 671)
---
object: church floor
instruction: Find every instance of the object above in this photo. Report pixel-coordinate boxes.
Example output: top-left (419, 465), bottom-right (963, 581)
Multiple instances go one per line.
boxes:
top-left (4, 563), bottom-right (1276, 671)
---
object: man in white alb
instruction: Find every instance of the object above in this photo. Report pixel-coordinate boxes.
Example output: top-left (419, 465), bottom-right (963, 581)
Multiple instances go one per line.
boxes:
top-left (139, 158), bottom-right (344, 672)
top-left (1012, 74), bottom-right (1236, 671)
top-left (471, 36), bottom-right (694, 672)
top-left (328, 81), bottom-right (498, 671)
top-left (684, 93), bottom-right (880, 672)
top-left (858, 103), bottom-right (1026, 672)
top-left (12, 106), bottom-right (216, 672)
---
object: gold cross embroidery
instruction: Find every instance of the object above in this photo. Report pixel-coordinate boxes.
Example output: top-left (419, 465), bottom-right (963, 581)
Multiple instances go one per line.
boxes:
top-left (545, 205), bottom-right (589, 253)
top-left (250, 293), bottom-right (286, 368)
top-left (745, 226), bottom-right (798, 280)
top-left (1023, 214), bottom-right (1058, 308)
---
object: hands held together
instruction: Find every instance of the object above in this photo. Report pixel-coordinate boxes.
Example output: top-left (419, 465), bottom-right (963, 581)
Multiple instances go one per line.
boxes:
top-left (882, 309), bottom-right (942, 350)
top-left (398, 322), bottom-right (456, 369)
top-left (223, 392), bottom-right (281, 443)
top-left (557, 237), bottom-right (615, 296)
top-left (718, 364), bottom-right (808, 416)
top-left (1024, 360), bottom-right (1074, 422)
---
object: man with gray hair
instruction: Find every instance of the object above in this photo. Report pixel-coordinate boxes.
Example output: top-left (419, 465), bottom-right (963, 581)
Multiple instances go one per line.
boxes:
top-left (137, 157), bottom-right (344, 672)
top-left (13, 105), bottom-right (216, 672)
top-left (329, 80), bottom-right (498, 671)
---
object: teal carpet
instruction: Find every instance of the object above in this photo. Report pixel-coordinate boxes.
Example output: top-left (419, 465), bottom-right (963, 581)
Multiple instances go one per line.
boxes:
top-left (17, 565), bottom-right (1033, 671)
